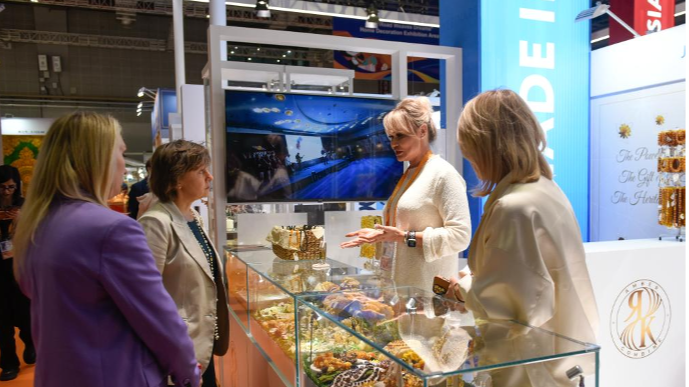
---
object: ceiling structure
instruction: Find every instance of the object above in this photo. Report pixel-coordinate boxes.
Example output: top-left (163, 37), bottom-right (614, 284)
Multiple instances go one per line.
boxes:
top-left (0, 0), bottom-right (684, 56)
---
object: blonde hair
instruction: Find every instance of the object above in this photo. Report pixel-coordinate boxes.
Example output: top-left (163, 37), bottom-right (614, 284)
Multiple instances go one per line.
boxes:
top-left (457, 89), bottom-right (552, 197)
top-left (383, 96), bottom-right (437, 142)
top-left (13, 112), bottom-right (121, 277)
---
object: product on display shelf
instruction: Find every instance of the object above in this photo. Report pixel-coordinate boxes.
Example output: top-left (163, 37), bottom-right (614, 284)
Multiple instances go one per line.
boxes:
top-left (298, 288), bottom-right (480, 387)
top-left (359, 215), bottom-right (383, 259)
top-left (265, 225), bottom-right (326, 260)
top-left (657, 129), bottom-right (686, 229)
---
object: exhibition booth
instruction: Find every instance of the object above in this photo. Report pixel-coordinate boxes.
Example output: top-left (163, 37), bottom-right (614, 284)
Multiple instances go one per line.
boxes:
top-left (2, 1), bottom-right (682, 386)
top-left (194, 3), bottom-right (685, 384)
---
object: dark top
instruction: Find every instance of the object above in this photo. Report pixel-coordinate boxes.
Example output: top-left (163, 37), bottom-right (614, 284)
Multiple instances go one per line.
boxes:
top-left (127, 178), bottom-right (149, 219)
top-left (0, 198), bottom-right (23, 241)
top-left (186, 220), bottom-right (218, 278)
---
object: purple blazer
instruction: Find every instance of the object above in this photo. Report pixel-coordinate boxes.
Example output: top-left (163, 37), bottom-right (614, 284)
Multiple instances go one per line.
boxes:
top-left (19, 198), bottom-right (200, 387)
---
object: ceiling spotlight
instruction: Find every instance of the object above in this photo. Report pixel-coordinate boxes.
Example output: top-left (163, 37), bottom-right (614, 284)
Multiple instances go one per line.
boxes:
top-left (137, 87), bottom-right (156, 99)
top-left (137, 102), bottom-right (143, 109)
top-left (248, 57), bottom-right (252, 61)
top-left (230, 51), bottom-right (235, 54)
top-left (277, 59), bottom-right (281, 63)
top-left (255, 0), bottom-right (270, 18)
top-left (205, 14), bottom-right (210, 18)
top-left (575, 1), bottom-right (640, 38)
top-left (365, 3), bottom-right (379, 29)
top-left (136, 111), bottom-right (142, 117)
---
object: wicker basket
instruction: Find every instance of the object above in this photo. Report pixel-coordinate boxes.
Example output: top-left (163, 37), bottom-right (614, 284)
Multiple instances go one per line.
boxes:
top-left (268, 227), bottom-right (325, 261)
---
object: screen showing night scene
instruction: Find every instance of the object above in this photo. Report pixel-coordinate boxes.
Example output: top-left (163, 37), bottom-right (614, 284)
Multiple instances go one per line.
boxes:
top-left (225, 90), bottom-right (402, 203)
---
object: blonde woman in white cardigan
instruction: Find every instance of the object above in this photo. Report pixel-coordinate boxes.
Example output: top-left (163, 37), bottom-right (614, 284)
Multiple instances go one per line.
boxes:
top-left (341, 97), bottom-right (471, 293)
top-left (451, 89), bottom-right (599, 386)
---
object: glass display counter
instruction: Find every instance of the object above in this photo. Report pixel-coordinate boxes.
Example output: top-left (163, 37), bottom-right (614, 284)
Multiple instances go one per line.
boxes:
top-left (225, 248), bottom-right (600, 387)
top-left (297, 287), bottom-right (600, 387)
top-left (226, 248), bottom-right (394, 386)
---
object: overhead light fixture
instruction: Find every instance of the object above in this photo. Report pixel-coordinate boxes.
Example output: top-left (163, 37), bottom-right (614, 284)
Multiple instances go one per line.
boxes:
top-left (575, 1), bottom-right (640, 38)
top-left (188, 0), bottom-right (439, 28)
top-left (136, 111), bottom-right (142, 116)
top-left (365, 3), bottom-right (379, 29)
top-left (255, 0), bottom-right (270, 18)
top-left (137, 87), bottom-right (156, 99)
top-left (590, 34), bottom-right (610, 44)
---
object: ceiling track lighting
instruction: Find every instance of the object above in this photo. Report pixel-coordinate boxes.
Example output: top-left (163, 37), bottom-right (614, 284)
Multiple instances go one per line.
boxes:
top-left (575, 1), bottom-right (640, 38)
top-left (255, 0), bottom-right (270, 18)
top-left (137, 87), bottom-right (157, 99)
top-left (365, 3), bottom-right (379, 29)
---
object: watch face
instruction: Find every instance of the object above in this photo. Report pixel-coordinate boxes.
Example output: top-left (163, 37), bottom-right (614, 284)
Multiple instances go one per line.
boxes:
top-left (407, 239), bottom-right (417, 248)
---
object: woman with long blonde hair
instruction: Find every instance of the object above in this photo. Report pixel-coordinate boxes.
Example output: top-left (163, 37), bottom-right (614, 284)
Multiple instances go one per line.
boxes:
top-left (451, 89), bottom-right (599, 386)
top-left (13, 112), bottom-right (200, 387)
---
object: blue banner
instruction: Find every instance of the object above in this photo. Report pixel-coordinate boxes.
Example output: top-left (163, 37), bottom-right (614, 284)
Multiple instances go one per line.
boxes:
top-left (480, 0), bottom-right (590, 240)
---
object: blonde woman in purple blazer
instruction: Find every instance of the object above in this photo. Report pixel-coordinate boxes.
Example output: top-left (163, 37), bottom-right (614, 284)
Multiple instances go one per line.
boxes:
top-left (12, 113), bottom-right (200, 387)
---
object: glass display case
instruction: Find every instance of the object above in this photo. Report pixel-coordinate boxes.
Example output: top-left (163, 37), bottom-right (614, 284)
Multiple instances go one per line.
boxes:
top-left (227, 248), bottom-right (395, 386)
top-left (297, 287), bottom-right (600, 387)
top-left (226, 248), bottom-right (600, 387)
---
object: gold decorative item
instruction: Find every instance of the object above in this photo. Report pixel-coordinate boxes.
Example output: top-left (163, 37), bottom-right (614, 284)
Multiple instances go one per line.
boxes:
top-left (359, 215), bottom-right (382, 259)
top-left (618, 123), bottom-right (632, 139)
top-left (657, 128), bottom-right (686, 240)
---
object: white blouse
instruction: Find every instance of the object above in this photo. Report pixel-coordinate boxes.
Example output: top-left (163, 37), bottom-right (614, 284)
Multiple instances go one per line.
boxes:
top-left (389, 155), bottom-right (472, 293)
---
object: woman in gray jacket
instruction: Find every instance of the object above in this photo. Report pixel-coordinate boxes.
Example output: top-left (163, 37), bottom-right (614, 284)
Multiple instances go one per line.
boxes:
top-left (139, 140), bottom-right (229, 387)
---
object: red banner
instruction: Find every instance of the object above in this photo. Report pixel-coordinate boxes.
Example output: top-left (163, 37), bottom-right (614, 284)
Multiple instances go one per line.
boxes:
top-left (610, 0), bottom-right (674, 44)
top-left (634, 0), bottom-right (675, 34)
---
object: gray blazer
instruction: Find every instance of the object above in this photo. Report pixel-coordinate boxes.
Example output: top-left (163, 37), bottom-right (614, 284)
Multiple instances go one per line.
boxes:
top-left (139, 201), bottom-right (229, 370)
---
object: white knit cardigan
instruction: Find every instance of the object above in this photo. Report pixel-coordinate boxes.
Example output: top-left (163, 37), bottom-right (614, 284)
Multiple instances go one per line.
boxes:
top-left (389, 155), bottom-right (472, 293)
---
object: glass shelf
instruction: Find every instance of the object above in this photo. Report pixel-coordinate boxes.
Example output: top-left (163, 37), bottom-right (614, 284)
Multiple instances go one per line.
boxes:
top-left (297, 286), bottom-right (600, 387)
top-left (225, 248), bottom-right (600, 387)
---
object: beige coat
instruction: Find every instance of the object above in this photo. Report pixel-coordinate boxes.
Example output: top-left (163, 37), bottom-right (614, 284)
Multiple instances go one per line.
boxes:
top-left (458, 175), bottom-right (599, 386)
top-left (139, 201), bottom-right (229, 371)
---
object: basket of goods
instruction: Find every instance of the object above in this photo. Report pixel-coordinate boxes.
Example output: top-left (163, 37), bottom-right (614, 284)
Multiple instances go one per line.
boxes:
top-left (266, 225), bottom-right (326, 261)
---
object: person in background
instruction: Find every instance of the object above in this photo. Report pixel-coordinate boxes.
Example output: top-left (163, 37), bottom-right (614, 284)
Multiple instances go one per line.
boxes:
top-left (0, 165), bottom-right (34, 382)
top-left (139, 140), bottom-right (230, 387)
top-left (340, 97), bottom-right (472, 293)
top-left (128, 159), bottom-right (151, 219)
top-left (452, 89), bottom-right (599, 386)
top-left (12, 112), bottom-right (200, 387)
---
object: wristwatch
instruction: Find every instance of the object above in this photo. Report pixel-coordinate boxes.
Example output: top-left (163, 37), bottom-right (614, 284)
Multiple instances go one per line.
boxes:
top-left (406, 230), bottom-right (417, 248)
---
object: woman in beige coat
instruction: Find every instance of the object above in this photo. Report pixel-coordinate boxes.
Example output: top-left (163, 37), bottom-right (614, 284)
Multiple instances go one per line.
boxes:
top-left (452, 90), bottom-right (599, 386)
top-left (139, 140), bottom-right (229, 387)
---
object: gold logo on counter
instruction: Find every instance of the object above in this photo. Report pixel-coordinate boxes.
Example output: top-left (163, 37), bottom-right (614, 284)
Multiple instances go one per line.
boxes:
top-left (610, 280), bottom-right (671, 359)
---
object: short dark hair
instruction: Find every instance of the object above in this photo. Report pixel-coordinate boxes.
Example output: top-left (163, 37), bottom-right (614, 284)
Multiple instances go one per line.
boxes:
top-left (149, 140), bottom-right (210, 202)
top-left (145, 159), bottom-right (151, 170)
top-left (0, 165), bottom-right (23, 206)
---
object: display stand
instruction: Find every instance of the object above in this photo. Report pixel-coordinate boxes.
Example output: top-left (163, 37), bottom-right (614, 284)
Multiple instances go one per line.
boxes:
top-left (205, 25), bottom-right (463, 387)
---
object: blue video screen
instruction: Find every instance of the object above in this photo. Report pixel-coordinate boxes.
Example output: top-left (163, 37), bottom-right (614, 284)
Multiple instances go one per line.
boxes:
top-left (225, 90), bottom-right (402, 203)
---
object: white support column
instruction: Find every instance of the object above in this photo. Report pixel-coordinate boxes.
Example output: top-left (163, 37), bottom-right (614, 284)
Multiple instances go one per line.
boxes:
top-left (209, 0), bottom-right (227, 61)
top-left (208, 25), bottom-right (227, 249)
top-left (391, 50), bottom-right (408, 100)
top-left (172, 0), bottom-right (186, 112)
top-left (443, 55), bottom-right (463, 173)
